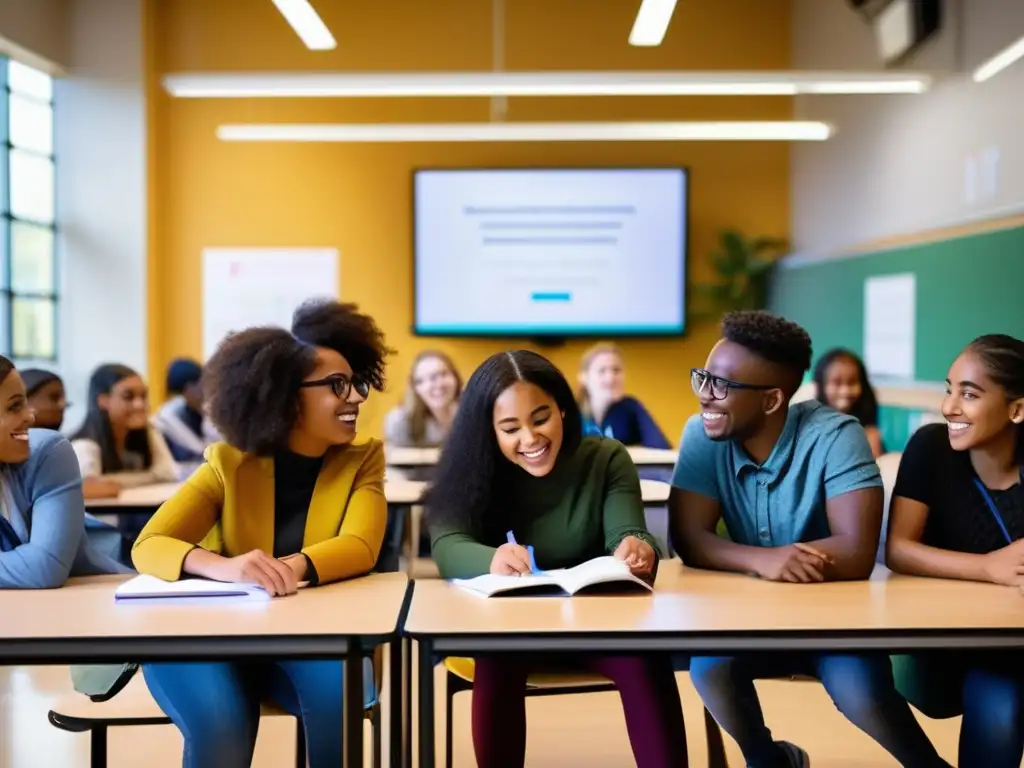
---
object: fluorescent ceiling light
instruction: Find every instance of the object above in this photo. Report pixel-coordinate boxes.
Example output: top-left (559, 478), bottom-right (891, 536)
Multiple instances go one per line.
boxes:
top-left (163, 70), bottom-right (931, 98)
top-left (630, 0), bottom-right (678, 47)
top-left (216, 121), bottom-right (834, 143)
top-left (973, 34), bottom-right (1024, 82)
top-left (271, 0), bottom-right (335, 50)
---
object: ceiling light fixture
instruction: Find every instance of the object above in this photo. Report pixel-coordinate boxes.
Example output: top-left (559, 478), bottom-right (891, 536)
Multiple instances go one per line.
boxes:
top-left (163, 70), bottom-right (931, 98)
top-left (629, 0), bottom-right (679, 47)
top-left (973, 34), bottom-right (1024, 82)
top-left (271, 0), bottom-right (336, 51)
top-left (216, 121), bottom-right (834, 143)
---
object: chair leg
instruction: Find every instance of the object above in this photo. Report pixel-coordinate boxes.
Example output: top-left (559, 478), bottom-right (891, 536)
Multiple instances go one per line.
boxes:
top-left (703, 706), bottom-right (728, 768)
top-left (90, 726), bottom-right (108, 768)
top-left (445, 680), bottom-right (455, 768)
top-left (373, 708), bottom-right (382, 768)
top-left (295, 716), bottom-right (307, 768)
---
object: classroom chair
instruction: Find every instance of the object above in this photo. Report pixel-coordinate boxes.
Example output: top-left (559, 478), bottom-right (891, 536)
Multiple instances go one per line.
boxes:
top-left (48, 649), bottom-right (385, 768)
top-left (442, 657), bottom-right (729, 768)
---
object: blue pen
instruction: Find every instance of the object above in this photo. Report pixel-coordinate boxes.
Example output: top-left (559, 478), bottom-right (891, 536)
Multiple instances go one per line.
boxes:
top-left (506, 530), bottom-right (543, 574)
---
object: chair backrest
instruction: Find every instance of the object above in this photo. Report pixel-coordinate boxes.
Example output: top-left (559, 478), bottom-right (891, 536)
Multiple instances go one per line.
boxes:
top-left (876, 451), bottom-right (902, 562)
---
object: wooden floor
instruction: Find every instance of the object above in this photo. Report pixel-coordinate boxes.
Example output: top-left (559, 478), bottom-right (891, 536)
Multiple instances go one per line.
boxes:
top-left (0, 659), bottom-right (972, 767)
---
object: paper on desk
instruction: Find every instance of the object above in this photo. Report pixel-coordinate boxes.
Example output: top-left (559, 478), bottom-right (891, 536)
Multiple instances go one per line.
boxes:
top-left (114, 574), bottom-right (309, 602)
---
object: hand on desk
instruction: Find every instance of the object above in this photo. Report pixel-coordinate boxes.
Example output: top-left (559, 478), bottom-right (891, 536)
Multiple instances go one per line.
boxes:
top-left (490, 543), bottom-right (532, 576)
top-left (614, 535), bottom-right (655, 579)
top-left (756, 543), bottom-right (834, 583)
top-left (82, 477), bottom-right (121, 500)
top-left (210, 549), bottom-right (299, 597)
top-left (982, 539), bottom-right (1024, 586)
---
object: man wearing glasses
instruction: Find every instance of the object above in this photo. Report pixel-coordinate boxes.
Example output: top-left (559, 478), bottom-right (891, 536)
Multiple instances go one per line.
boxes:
top-left (669, 311), bottom-right (947, 768)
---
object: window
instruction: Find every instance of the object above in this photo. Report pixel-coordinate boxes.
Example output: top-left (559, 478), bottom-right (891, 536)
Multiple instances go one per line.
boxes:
top-left (1, 59), bottom-right (56, 361)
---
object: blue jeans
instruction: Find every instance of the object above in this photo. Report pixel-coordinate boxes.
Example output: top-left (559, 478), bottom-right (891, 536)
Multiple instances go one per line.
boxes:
top-left (143, 658), bottom-right (375, 768)
top-left (688, 653), bottom-right (948, 768)
top-left (894, 652), bottom-right (1024, 768)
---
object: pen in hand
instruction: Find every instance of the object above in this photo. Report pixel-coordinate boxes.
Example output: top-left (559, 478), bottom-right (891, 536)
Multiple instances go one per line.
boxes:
top-left (505, 530), bottom-right (542, 574)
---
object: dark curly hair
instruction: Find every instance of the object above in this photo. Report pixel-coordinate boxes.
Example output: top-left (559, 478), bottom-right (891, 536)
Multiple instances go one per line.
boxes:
top-left (425, 350), bottom-right (582, 543)
top-left (813, 348), bottom-right (880, 427)
top-left (722, 310), bottom-right (813, 391)
top-left (204, 300), bottom-right (391, 456)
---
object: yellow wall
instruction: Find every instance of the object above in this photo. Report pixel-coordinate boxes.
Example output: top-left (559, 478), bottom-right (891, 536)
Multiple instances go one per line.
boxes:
top-left (147, 0), bottom-right (792, 443)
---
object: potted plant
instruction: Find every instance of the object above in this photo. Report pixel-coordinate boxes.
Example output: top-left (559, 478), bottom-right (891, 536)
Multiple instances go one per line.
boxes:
top-left (692, 229), bottom-right (788, 319)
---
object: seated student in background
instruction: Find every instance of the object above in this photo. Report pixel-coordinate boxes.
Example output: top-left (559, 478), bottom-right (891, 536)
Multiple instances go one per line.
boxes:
top-left (887, 334), bottom-right (1024, 768)
top-left (670, 311), bottom-right (947, 768)
top-left (376, 349), bottom-right (461, 570)
top-left (813, 348), bottom-right (885, 457)
top-left (576, 342), bottom-right (670, 448)
top-left (133, 299), bottom-right (390, 768)
top-left (152, 357), bottom-right (219, 466)
top-left (0, 357), bottom-right (129, 587)
top-left (69, 363), bottom-right (179, 500)
top-left (427, 349), bottom-right (687, 768)
top-left (21, 369), bottom-right (68, 431)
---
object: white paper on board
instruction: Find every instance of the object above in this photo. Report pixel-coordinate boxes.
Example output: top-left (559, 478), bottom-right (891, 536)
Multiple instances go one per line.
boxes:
top-left (863, 272), bottom-right (916, 380)
top-left (202, 248), bottom-right (339, 360)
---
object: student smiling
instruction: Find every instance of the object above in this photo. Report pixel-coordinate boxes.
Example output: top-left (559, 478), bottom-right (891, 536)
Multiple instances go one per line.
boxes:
top-left (887, 334), bottom-right (1024, 768)
top-left (427, 350), bottom-right (686, 768)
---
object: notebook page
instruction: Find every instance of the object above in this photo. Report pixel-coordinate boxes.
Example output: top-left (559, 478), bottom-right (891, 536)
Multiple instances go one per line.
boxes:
top-left (114, 574), bottom-right (271, 601)
top-left (450, 572), bottom-right (560, 597)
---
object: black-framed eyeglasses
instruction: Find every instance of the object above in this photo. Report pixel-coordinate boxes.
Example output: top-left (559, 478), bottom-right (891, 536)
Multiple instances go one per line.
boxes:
top-left (299, 374), bottom-right (370, 401)
top-left (690, 368), bottom-right (775, 401)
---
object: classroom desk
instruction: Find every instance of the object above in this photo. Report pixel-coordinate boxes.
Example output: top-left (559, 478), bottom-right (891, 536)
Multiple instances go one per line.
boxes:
top-left (386, 445), bottom-right (678, 470)
top-left (0, 572), bottom-right (409, 768)
top-left (405, 562), bottom-right (1024, 767)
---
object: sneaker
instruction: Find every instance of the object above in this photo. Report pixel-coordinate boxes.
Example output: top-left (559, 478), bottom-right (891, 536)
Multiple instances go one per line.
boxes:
top-left (777, 741), bottom-right (810, 768)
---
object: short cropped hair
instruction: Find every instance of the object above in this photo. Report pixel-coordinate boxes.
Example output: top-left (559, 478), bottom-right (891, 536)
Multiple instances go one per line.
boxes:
top-left (722, 310), bottom-right (813, 376)
top-left (204, 300), bottom-right (391, 455)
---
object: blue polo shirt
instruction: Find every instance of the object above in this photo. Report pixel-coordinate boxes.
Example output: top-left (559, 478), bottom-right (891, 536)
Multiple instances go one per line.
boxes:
top-left (671, 401), bottom-right (881, 547)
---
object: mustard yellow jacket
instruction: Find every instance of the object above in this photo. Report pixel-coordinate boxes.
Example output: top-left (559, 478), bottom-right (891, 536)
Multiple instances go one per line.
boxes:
top-left (131, 438), bottom-right (387, 585)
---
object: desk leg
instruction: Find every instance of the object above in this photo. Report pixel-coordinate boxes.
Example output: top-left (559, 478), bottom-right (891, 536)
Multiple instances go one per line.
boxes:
top-left (404, 636), bottom-right (413, 768)
top-left (345, 645), bottom-right (365, 768)
top-left (418, 639), bottom-right (436, 768)
top-left (389, 637), bottom-right (403, 768)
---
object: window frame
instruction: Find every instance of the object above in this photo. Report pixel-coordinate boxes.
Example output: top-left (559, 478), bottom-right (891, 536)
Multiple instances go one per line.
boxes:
top-left (1, 57), bottom-right (58, 363)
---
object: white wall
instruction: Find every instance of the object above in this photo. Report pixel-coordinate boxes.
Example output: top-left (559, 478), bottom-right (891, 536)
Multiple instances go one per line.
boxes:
top-left (55, 0), bottom-right (146, 431)
top-left (790, 0), bottom-right (1024, 255)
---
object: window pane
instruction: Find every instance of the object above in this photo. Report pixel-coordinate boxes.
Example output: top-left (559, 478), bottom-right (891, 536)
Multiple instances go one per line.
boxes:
top-left (11, 222), bottom-right (55, 293)
top-left (9, 93), bottom-right (53, 155)
top-left (9, 150), bottom-right (54, 223)
top-left (8, 61), bottom-right (53, 102)
top-left (12, 296), bottom-right (55, 359)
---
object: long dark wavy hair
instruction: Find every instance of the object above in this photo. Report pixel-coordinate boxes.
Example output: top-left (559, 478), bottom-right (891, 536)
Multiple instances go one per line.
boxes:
top-left (70, 364), bottom-right (152, 472)
top-left (813, 348), bottom-right (880, 427)
top-left (425, 350), bottom-right (582, 544)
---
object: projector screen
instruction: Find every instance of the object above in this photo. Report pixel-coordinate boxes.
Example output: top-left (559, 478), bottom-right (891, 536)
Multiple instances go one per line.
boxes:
top-left (413, 168), bottom-right (687, 338)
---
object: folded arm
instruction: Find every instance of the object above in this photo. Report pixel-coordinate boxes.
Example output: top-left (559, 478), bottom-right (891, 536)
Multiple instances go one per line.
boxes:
top-left (886, 496), bottom-right (992, 581)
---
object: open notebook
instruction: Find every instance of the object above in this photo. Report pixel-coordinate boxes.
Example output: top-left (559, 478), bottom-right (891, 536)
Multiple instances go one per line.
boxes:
top-left (114, 574), bottom-right (308, 602)
top-left (452, 556), bottom-right (653, 598)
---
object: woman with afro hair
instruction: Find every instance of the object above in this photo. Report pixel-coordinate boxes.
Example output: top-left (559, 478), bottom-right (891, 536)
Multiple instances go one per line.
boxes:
top-left (132, 299), bottom-right (391, 768)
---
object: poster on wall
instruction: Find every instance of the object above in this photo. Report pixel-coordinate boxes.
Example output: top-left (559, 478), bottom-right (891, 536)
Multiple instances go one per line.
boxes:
top-left (863, 272), bottom-right (916, 380)
top-left (202, 247), bottom-right (340, 360)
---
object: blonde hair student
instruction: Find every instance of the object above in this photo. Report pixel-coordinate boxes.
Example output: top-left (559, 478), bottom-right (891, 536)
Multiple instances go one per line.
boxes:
top-left (383, 349), bottom-right (462, 447)
top-left (576, 342), bottom-right (670, 448)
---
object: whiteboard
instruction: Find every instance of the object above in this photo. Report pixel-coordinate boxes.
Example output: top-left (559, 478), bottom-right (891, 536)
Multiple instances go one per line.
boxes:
top-left (202, 248), bottom-right (339, 359)
top-left (863, 272), bottom-right (916, 380)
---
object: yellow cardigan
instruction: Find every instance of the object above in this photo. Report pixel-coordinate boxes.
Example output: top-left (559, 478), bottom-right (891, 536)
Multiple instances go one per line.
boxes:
top-left (132, 438), bottom-right (387, 585)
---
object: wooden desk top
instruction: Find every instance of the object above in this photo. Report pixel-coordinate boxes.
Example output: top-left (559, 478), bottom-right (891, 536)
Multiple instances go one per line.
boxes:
top-left (0, 572), bottom-right (409, 663)
top-left (405, 561), bottom-right (1024, 652)
top-left (86, 480), bottom-right (430, 509)
top-left (386, 445), bottom-right (677, 468)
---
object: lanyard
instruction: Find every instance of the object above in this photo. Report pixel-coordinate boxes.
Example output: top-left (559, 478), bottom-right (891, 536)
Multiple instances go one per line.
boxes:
top-left (974, 469), bottom-right (1024, 546)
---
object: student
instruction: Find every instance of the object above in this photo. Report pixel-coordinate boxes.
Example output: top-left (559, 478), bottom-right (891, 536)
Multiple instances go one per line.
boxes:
top-left (0, 356), bottom-right (128, 587)
top-left (69, 364), bottom-right (179, 500)
top-left (427, 349), bottom-right (687, 768)
top-left (813, 348), bottom-right (885, 457)
top-left (21, 369), bottom-right (68, 431)
top-left (383, 349), bottom-right (461, 448)
top-left (376, 350), bottom-right (463, 570)
top-left (670, 311), bottom-right (947, 768)
top-left (576, 342), bottom-right (670, 448)
top-left (133, 299), bottom-right (390, 768)
top-left (887, 334), bottom-right (1024, 768)
top-left (152, 357), bottom-right (219, 465)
